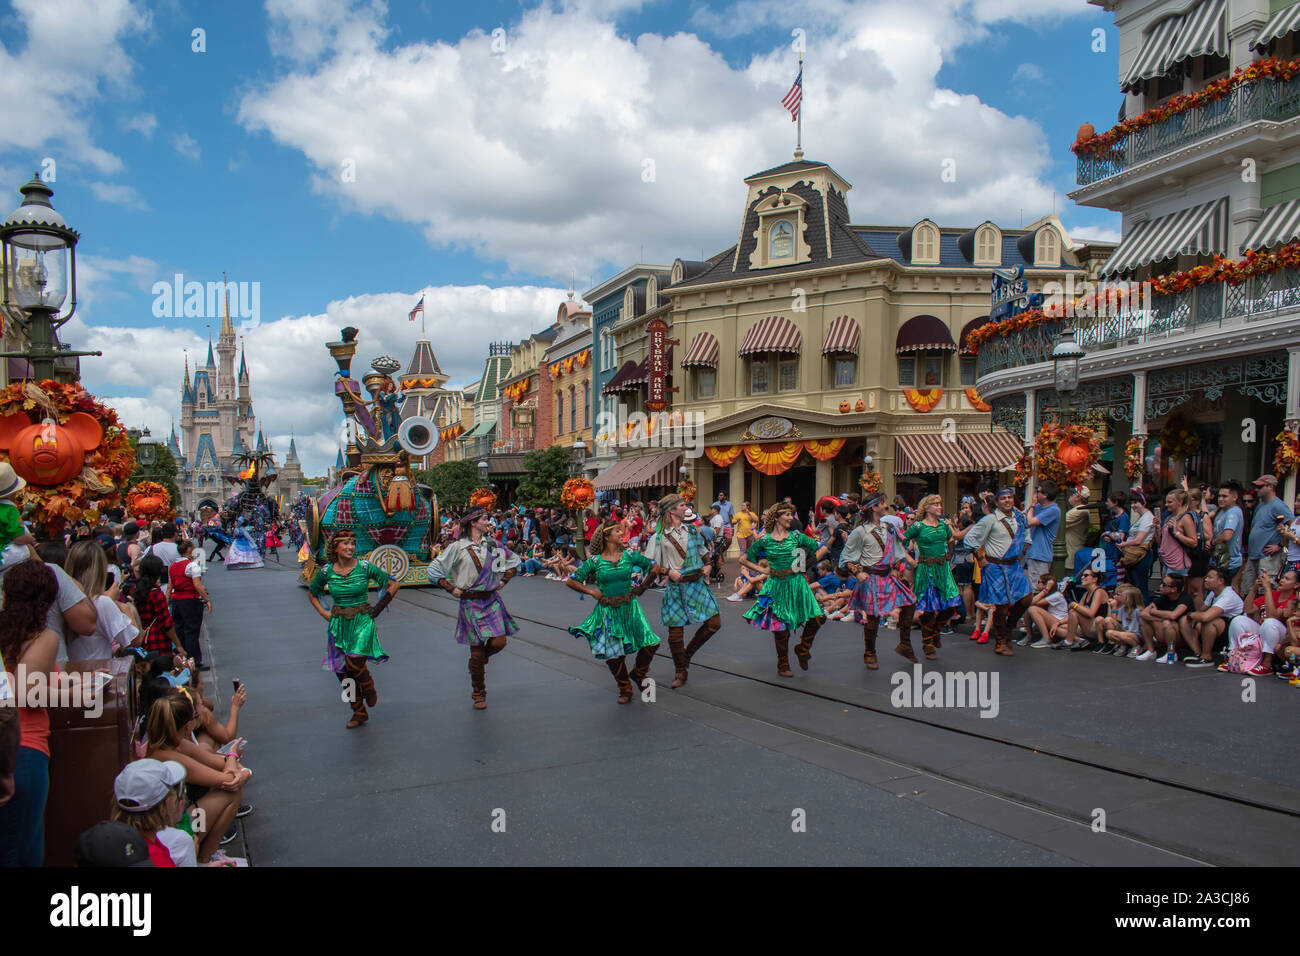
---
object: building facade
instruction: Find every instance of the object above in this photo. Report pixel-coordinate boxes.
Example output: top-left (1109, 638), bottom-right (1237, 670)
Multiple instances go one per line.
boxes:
top-left (542, 294), bottom-right (594, 467)
top-left (977, 0), bottom-right (1300, 503)
top-left (397, 337), bottom-right (463, 470)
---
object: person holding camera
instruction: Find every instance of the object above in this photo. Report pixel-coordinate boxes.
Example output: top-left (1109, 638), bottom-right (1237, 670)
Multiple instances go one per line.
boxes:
top-left (1240, 475), bottom-right (1294, 599)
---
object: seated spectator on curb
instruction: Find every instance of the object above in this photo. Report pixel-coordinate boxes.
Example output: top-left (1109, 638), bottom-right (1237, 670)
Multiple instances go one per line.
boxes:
top-left (1094, 585), bottom-right (1144, 657)
top-left (727, 559), bottom-right (769, 602)
top-left (1224, 568), bottom-right (1300, 676)
top-left (811, 560), bottom-right (852, 618)
top-left (1026, 574), bottom-right (1070, 648)
top-left (64, 540), bottom-right (139, 660)
top-left (110, 758), bottom-right (187, 867)
top-left (1140, 574), bottom-right (1193, 661)
top-left (1062, 567), bottom-right (1108, 650)
top-left (73, 820), bottom-right (155, 867)
top-left (143, 692), bottom-right (248, 864)
top-left (1178, 566), bottom-right (1242, 668)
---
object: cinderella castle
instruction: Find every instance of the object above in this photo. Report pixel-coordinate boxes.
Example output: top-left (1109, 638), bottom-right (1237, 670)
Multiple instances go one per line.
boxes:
top-left (172, 301), bottom-right (303, 514)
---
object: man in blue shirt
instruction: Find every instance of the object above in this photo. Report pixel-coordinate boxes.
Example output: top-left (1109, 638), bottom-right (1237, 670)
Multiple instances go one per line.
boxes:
top-left (711, 491), bottom-right (735, 526)
top-left (1025, 480), bottom-right (1060, 584)
top-left (1212, 480), bottom-right (1244, 579)
top-left (1240, 474), bottom-right (1295, 598)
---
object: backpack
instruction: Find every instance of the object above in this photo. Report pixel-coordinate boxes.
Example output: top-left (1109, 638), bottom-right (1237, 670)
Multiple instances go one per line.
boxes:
top-left (1225, 634), bottom-right (1263, 674)
top-left (1187, 511), bottom-right (1211, 565)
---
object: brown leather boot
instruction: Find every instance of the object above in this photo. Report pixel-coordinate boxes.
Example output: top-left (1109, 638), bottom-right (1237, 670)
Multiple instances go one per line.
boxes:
top-left (629, 645), bottom-right (657, 690)
top-left (894, 605), bottom-right (919, 662)
top-left (338, 662), bottom-right (369, 727)
top-left (684, 616), bottom-right (720, 663)
top-left (606, 657), bottom-right (634, 703)
top-left (795, 618), bottom-right (821, 670)
top-left (863, 618), bottom-right (879, 670)
top-left (774, 632), bottom-right (793, 677)
top-left (993, 604), bottom-right (1015, 656)
top-left (667, 627), bottom-right (689, 688)
top-left (354, 659), bottom-right (378, 707)
top-left (468, 646), bottom-right (488, 709)
top-left (920, 613), bottom-right (938, 661)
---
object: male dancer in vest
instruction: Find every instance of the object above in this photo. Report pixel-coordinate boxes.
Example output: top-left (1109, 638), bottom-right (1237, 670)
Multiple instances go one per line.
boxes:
top-left (839, 492), bottom-right (917, 669)
top-left (428, 509), bottom-right (521, 709)
top-left (643, 493), bottom-right (721, 688)
top-left (961, 487), bottom-right (1033, 656)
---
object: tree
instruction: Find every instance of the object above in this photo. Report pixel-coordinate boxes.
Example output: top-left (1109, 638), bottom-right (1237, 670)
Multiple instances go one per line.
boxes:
top-left (125, 437), bottom-right (183, 515)
top-left (415, 460), bottom-right (479, 510)
top-left (514, 445), bottom-right (572, 509)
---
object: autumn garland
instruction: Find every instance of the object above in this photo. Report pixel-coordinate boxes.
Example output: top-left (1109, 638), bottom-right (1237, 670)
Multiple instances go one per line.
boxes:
top-left (469, 488), bottom-right (498, 511)
top-left (677, 477), bottom-right (696, 503)
top-left (125, 481), bottom-right (173, 521)
top-left (561, 477), bottom-right (595, 510)
top-left (1012, 422), bottom-right (1101, 488)
top-left (0, 380), bottom-right (135, 533)
top-left (1124, 436), bottom-right (1146, 482)
top-left (1159, 413), bottom-right (1200, 461)
top-left (1073, 56), bottom-right (1300, 156)
top-left (859, 469), bottom-right (882, 496)
top-left (1274, 429), bottom-right (1300, 477)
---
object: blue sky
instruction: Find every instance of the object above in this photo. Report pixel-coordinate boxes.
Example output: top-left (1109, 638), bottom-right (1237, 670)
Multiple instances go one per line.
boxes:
top-left (0, 0), bottom-right (1122, 475)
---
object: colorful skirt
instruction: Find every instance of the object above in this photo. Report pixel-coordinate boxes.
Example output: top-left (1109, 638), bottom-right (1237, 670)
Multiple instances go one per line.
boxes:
top-left (225, 532), bottom-right (263, 569)
top-left (662, 578), bottom-right (720, 627)
top-left (912, 561), bottom-right (962, 614)
top-left (322, 610), bottom-right (389, 674)
top-left (455, 594), bottom-right (519, 646)
top-left (978, 562), bottom-right (1033, 605)
top-left (745, 575), bottom-right (825, 632)
top-left (569, 600), bottom-right (660, 660)
top-left (848, 570), bottom-right (916, 619)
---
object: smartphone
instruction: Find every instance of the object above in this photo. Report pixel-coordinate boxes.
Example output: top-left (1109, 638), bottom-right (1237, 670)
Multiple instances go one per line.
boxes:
top-left (232, 678), bottom-right (242, 692)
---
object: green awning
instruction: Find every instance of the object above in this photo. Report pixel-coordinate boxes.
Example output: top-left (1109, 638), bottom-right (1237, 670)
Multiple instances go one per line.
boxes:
top-left (458, 420), bottom-right (497, 441)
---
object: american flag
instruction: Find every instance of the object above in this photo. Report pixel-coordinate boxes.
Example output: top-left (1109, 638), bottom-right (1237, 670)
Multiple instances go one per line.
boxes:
top-left (408, 294), bottom-right (424, 322)
top-left (781, 68), bottom-right (802, 121)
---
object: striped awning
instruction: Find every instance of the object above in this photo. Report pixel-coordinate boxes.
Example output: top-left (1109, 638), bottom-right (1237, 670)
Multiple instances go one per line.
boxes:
top-left (593, 457), bottom-right (639, 490)
top-left (894, 434), bottom-right (975, 475)
top-left (458, 420), bottom-right (496, 440)
top-left (958, 317), bottom-right (991, 355)
top-left (622, 358), bottom-right (650, 387)
top-left (1242, 198), bottom-right (1300, 251)
top-left (896, 314), bottom-right (957, 353)
top-left (957, 430), bottom-right (1024, 473)
top-left (602, 359), bottom-right (639, 395)
top-left (738, 315), bottom-right (802, 355)
top-left (680, 332), bottom-right (720, 368)
top-left (822, 315), bottom-right (860, 354)
top-left (593, 451), bottom-right (681, 490)
top-left (1120, 14), bottom-right (1184, 92)
top-left (1099, 198), bottom-right (1228, 276)
top-left (1252, 2), bottom-right (1300, 51)
top-left (1166, 0), bottom-right (1227, 66)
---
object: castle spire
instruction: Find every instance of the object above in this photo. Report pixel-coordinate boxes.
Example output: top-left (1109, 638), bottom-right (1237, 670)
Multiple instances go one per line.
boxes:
top-left (220, 270), bottom-right (236, 339)
top-left (205, 338), bottom-right (215, 368)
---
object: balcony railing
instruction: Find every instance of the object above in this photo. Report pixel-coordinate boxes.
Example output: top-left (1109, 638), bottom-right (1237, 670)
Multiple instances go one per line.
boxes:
top-left (1076, 75), bottom-right (1300, 187)
top-left (975, 267), bottom-right (1300, 378)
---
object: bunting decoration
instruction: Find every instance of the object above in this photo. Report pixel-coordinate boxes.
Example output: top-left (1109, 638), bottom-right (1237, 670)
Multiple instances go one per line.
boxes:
top-left (802, 438), bottom-right (846, 461)
top-left (704, 445), bottom-right (742, 468)
top-left (904, 388), bottom-right (943, 413)
top-left (745, 441), bottom-right (804, 476)
top-left (965, 388), bottom-right (991, 412)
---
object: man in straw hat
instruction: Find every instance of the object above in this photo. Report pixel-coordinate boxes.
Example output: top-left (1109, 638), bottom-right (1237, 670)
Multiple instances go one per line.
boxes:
top-left (428, 508), bottom-right (521, 710)
top-left (839, 492), bottom-right (918, 668)
top-left (643, 493), bottom-right (721, 688)
top-left (960, 487), bottom-right (1033, 656)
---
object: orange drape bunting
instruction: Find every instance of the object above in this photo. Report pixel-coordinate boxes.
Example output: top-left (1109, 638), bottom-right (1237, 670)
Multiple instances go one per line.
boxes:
top-left (802, 437), bottom-right (845, 461)
top-left (745, 441), bottom-right (803, 475)
top-left (904, 388), bottom-right (943, 413)
top-left (704, 445), bottom-right (742, 468)
top-left (965, 388), bottom-right (991, 412)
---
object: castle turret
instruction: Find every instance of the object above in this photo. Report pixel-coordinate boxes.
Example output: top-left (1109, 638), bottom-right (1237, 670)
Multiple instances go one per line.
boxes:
top-left (216, 283), bottom-right (237, 401)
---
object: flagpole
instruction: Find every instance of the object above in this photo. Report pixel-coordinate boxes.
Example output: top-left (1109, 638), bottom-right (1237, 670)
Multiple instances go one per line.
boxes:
top-left (796, 52), bottom-right (803, 160)
top-left (421, 287), bottom-right (427, 338)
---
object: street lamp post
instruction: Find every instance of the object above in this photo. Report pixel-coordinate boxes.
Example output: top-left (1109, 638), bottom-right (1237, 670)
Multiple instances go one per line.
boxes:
top-left (0, 174), bottom-right (100, 380)
top-left (136, 427), bottom-right (159, 474)
top-left (570, 438), bottom-right (586, 478)
top-left (1050, 327), bottom-right (1087, 576)
top-left (477, 459), bottom-right (490, 486)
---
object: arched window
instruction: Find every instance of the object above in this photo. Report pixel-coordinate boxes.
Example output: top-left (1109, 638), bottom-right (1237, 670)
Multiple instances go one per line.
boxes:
top-left (976, 226), bottom-right (999, 264)
top-left (1036, 227), bottom-right (1060, 267)
top-left (769, 219), bottom-right (794, 259)
top-left (913, 224), bottom-right (938, 263)
top-left (557, 393), bottom-right (563, 435)
top-left (583, 381), bottom-right (590, 427)
top-left (569, 386), bottom-right (576, 433)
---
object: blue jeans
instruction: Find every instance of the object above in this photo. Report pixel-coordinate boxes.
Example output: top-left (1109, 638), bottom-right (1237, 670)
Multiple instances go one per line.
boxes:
top-left (0, 746), bottom-right (48, 866)
top-left (1130, 550), bottom-right (1155, 603)
top-left (523, 559), bottom-right (543, 575)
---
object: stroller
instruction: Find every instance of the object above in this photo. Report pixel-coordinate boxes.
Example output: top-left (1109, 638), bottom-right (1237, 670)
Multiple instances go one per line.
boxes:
top-left (707, 532), bottom-right (727, 585)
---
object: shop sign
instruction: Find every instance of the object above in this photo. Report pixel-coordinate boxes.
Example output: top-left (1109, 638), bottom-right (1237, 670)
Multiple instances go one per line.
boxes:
top-left (990, 264), bottom-right (1043, 322)
top-left (646, 318), bottom-right (678, 412)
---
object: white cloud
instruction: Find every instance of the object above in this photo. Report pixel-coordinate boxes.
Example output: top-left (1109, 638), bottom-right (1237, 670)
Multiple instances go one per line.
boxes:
top-left (264, 0), bottom-right (388, 64)
top-left (89, 181), bottom-right (150, 209)
top-left (1012, 62), bottom-right (1044, 84)
top-left (239, 0), bottom-right (1096, 280)
top-left (78, 283), bottom-right (573, 477)
top-left (0, 0), bottom-right (150, 173)
top-left (1066, 222), bottom-right (1121, 244)
top-left (122, 112), bottom-right (157, 137)
top-left (171, 132), bottom-right (201, 160)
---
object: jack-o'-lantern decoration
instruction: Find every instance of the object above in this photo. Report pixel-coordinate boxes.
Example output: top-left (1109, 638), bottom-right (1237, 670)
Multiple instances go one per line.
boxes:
top-left (838, 400), bottom-right (851, 413)
top-left (1056, 438), bottom-right (1091, 472)
top-left (854, 399), bottom-right (866, 412)
top-left (126, 480), bottom-right (172, 520)
top-left (0, 411), bottom-right (103, 487)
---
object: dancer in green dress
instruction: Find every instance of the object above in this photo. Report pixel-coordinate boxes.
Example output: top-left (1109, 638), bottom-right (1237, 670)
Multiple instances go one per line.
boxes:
top-left (307, 530), bottom-right (400, 728)
top-left (738, 503), bottom-right (829, 677)
top-left (902, 494), bottom-right (963, 661)
top-left (566, 520), bottom-right (661, 704)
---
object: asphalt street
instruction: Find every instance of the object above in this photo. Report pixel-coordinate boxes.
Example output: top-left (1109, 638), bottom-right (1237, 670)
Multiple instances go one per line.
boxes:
top-left (199, 553), bottom-right (1300, 866)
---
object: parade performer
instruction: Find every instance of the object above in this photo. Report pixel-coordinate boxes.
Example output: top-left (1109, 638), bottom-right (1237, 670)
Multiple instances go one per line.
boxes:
top-left (307, 530), bottom-right (399, 729)
top-left (961, 487), bottom-right (1033, 656)
top-left (643, 493), bottom-right (721, 688)
top-left (840, 493), bottom-right (917, 668)
top-left (224, 518), bottom-right (264, 570)
top-left (427, 508), bottom-right (521, 710)
top-left (739, 503), bottom-right (828, 677)
top-left (901, 494), bottom-right (963, 661)
top-left (566, 520), bottom-right (660, 704)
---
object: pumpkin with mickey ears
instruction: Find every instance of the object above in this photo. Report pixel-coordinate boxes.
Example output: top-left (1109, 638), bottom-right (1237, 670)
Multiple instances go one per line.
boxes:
top-left (0, 412), bottom-right (103, 487)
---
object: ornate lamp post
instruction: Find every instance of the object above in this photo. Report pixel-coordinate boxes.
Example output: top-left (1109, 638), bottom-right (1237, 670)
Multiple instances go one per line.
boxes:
top-left (136, 427), bottom-right (159, 474)
top-left (477, 458), bottom-right (491, 487)
top-left (1050, 328), bottom-right (1087, 575)
top-left (0, 174), bottom-right (100, 380)
top-left (570, 438), bottom-right (586, 478)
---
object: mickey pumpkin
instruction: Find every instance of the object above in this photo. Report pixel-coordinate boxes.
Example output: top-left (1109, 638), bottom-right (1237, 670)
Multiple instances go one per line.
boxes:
top-left (0, 412), bottom-right (104, 487)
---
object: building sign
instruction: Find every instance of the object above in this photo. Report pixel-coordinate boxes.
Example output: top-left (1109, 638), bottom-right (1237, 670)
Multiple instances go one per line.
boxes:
top-left (990, 264), bottom-right (1043, 322)
top-left (645, 318), bottom-right (678, 412)
top-left (741, 416), bottom-right (802, 441)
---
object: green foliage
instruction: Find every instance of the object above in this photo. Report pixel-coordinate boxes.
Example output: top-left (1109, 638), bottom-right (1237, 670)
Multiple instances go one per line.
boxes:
top-left (126, 437), bottom-right (183, 513)
top-left (415, 460), bottom-right (479, 510)
top-left (514, 445), bottom-right (572, 509)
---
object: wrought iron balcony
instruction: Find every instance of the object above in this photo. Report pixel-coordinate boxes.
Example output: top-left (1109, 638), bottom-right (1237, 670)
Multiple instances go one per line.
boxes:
top-left (1076, 75), bottom-right (1300, 187)
top-left (975, 267), bottom-right (1300, 378)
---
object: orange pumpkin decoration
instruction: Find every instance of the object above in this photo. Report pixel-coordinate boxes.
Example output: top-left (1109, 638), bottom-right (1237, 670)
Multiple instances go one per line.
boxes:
top-left (1056, 439), bottom-right (1091, 472)
top-left (0, 412), bottom-right (103, 487)
top-left (854, 399), bottom-right (866, 412)
top-left (1075, 122), bottom-right (1095, 146)
top-left (838, 400), bottom-right (851, 413)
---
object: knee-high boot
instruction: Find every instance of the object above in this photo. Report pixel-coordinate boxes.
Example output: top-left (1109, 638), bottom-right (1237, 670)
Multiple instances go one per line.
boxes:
top-left (795, 618), bottom-right (822, 670)
top-left (338, 657), bottom-right (369, 727)
top-left (354, 658), bottom-right (378, 706)
top-left (862, 617), bottom-right (879, 670)
top-left (894, 604), bottom-right (918, 663)
top-left (991, 604), bottom-right (1011, 655)
top-left (920, 611), bottom-right (939, 661)
top-left (774, 631), bottom-right (793, 678)
top-left (667, 626), bottom-right (688, 688)
top-left (684, 615), bottom-right (720, 662)
top-left (468, 646), bottom-right (488, 709)
top-left (606, 657), bottom-right (634, 703)
top-left (629, 645), bottom-right (657, 689)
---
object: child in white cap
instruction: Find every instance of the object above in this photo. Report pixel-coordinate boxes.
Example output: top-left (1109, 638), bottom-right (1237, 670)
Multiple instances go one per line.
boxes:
top-left (0, 463), bottom-right (36, 571)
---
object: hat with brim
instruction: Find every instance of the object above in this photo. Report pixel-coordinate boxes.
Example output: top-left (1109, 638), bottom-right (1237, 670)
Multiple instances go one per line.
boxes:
top-left (0, 462), bottom-right (26, 500)
top-left (73, 821), bottom-right (156, 868)
top-left (114, 758), bottom-right (186, 812)
top-left (1253, 474), bottom-right (1279, 487)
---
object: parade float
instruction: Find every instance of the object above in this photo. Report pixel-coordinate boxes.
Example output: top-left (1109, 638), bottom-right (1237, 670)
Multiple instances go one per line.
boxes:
top-left (299, 329), bottom-right (438, 587)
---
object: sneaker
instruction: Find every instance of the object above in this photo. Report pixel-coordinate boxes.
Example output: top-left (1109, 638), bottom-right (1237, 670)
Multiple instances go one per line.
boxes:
top-left (939, 625), bottom-right (955, 635)
top-left (1135, 650), bottom-right (1155, 662)
top-left (1069, 638), bottom-right (1091, 652)
top-left (1248, 663), bottom-right (1272, 676)
top-left (206, 850), bottom-right (248, 867)
top-left (1217, 661), bottom-right (1232, 672)
top-left (1029, 638), bottom-right (1053, 649)
top-left (1091, 642), bottom-right (1110, 654)
top-left (725, 593), bottom-right (742, 602)
top-left (236, 803), bottom-right (253, 818)
top-left (1277, 666), bottom-right (1295, 680)
top-left (1015, 635), bottom-right (1031, 647)
top-left (220, 824), bottom-right (238, 845)
top-left (1184, 657), bottom-right (1215, 668)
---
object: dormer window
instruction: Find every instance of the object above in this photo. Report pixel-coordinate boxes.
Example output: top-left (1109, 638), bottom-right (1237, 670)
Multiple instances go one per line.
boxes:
top-left (623, 285), bottom-right (636, 319)
top-left (646, 275), bottom-right (658, 309)
top-left (976, 225), bottom-right (1000, 265)
top-left (1035, 226), bottom-right (1060, 267)
top-left (769, 220), bottom-right (794, 260)
top-left (912, 222), bottom-right (939, 265)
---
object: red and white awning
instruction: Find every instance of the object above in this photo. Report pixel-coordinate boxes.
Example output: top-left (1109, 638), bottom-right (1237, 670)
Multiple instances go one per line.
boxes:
top-left (822, 315), bottom-right (860, 355)
top-left (680, 332), bottom-right (720, 368)
top-left (738, 315), bottom-right (802, 356)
